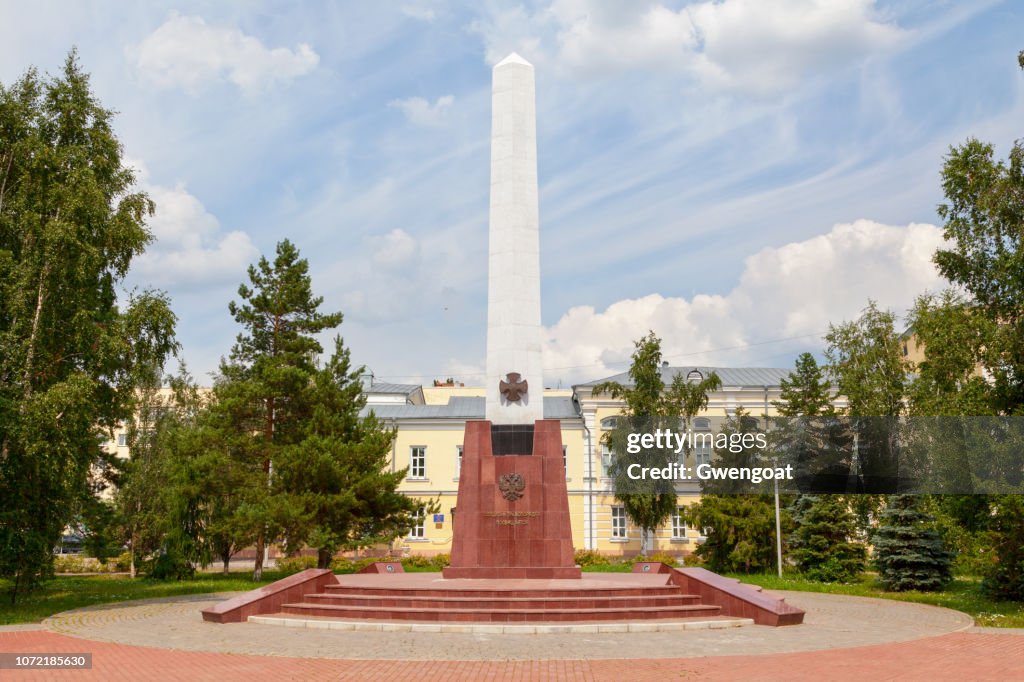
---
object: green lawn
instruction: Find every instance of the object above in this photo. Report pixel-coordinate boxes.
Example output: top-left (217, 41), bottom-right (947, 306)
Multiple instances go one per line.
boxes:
top-left (727, 573), bottom-right (1024, 628)
top-left (0, 572), bottom-right (287, 626)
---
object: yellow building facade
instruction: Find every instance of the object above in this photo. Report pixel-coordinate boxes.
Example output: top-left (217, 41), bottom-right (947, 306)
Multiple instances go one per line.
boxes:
top-left (369, 366), bottom-right (806, 559)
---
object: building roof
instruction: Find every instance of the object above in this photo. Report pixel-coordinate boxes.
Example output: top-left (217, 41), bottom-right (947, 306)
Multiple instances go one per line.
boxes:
top-left (364, 382), bottom-right (422, 395)
top-left (361, 396), bottom-right (580, 420)
top-left (574, 366), bottom-right (793, 390)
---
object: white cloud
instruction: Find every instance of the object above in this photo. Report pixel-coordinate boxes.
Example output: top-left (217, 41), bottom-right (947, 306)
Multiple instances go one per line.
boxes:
top-left (471, 0), bottom-right (904, 95)
top-left (127, 160), bottom-right (259, 289)
top-left (543, 220), bottom-right (947, 383)
top-left (687, 0), bottom-right (904, 95)
top-left (130, 13), bottom-right (319, 94)
top-left (371, 228), bottom-right (421, 270)
top-left (389, 94), bottom-right (455, 126)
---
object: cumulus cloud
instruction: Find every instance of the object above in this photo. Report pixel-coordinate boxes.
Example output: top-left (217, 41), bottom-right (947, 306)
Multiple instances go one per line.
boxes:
top-left (471, 0), bottom-right (904, 95)
top-left (687, 0), bottom-right (904, 95)
top-left (127, 160), bottom-right (259, 289)
top-left (543, 220), bottom-right (947, 383)
top-left (389, 95), bottom-right (455, 126)
top-left (130, 13), bottom-right (319, 94)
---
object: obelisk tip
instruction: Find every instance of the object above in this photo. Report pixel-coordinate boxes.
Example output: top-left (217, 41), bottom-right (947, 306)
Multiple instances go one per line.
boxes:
top-left (495, 52), bottom-right (532, 68)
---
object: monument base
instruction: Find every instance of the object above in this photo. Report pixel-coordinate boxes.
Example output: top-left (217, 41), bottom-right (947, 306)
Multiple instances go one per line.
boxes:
top-left (443, 420), bottom-right (581, 580)
top-left (442, 566), bottom-right (582, 579)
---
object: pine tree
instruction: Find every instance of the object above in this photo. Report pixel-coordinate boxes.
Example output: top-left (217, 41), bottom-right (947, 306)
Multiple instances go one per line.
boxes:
top-left (219, 239), bottom-right (343, 580)
top-left (983, 495), bottom-right (1024, 600)
top-left (273, 337), bottom-right (421, 568)
top-left (788, 495), bottom-right (866, 582)
top-left (872, 495), bottom-right (953, 592)
top-left (775, 353), bottom-right (834, 417)
top-left (690, 410), bottom-right (780, 573)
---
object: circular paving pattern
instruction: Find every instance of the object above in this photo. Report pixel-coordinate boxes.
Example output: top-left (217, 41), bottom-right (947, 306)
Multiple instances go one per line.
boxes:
top-left (41, 590), bottom-right (973, 661)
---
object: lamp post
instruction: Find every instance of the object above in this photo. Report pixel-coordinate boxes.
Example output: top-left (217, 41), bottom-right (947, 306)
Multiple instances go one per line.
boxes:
top-left (765, 386), bottom-right (782, 578)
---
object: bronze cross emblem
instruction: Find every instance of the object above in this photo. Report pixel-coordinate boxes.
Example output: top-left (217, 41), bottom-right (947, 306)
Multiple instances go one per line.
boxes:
top-left (499, 372), bottom-right (528, 402)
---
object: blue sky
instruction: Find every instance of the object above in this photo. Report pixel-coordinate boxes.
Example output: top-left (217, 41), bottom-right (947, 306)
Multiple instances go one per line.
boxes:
top-left (1, 1), bottom-right (1022, 386)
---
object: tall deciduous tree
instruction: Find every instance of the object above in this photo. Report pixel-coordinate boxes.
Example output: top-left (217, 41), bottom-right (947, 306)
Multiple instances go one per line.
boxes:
top-left (0, 53), bottom-right (177, 602)
top-left (219, 239), bottom-right (342, 580)
top-left (906, 292), bottom-right (994, 417)
top-left (825, 302), bottom-right (906, 418)
top-left (934, 137), bottom-right (1024, 415)
top-left (926, 87), bottom-right (1024, 596)
top-left (824, 302), bottom-right (904, 509)
top-left (594, 332), bottom-right (720, 555)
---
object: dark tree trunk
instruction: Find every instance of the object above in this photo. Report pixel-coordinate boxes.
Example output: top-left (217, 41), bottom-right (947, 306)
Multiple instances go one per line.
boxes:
top-left (252, 534), bottom-right (264, 580)
top-left (317, 547), bottom-right (332, 570)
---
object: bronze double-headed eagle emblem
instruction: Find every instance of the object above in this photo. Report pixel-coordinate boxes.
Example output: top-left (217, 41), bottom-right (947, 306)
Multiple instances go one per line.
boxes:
top-left (498, 473), bottom-right (526, 501)
top-left (499, 372), bottom-right (528, 402)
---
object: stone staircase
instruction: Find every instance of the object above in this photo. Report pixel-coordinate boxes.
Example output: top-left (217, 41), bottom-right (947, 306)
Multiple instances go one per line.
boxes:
top-left (274, 575), bottom-right (723, 623)
top-left (202, 566), bottom-right (803, 627)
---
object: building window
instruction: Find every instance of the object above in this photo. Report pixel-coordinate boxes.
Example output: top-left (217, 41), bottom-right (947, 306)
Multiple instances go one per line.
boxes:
top-left (410, 446), bottom-right (426, 478)
top-left (409, 507), bottom-right (425, 539)
top-left (117, 433), bottom-right (128, 447)
top-left (694, 437), bottom-right (711, 466)
top-left (562, 445), bottom-right (568, 473)
top-left (611, 506), bottom-right (627, 539)
top-left (601, 442), bottom-right (614, 475)
top-left (456, 445), bottom-right (463, 477)
top-left (693, 418), bottom-right (711, 466)
top-left (672, 508), bottom-right (688, 539)
top-left (600, 417), bottom-right (618, 429)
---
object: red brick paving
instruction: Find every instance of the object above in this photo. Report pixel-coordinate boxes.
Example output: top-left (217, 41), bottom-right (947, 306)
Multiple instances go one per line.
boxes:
top-left (1, 629), bottom-right (1021, 680)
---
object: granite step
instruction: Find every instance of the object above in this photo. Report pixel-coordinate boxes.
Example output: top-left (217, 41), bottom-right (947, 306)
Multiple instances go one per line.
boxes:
top-left (321, 585), bottom-right (683, 599)
top-left (279, 602), bottom-right (722, 622)
top-left (302, 592), bottom-right (702, 609)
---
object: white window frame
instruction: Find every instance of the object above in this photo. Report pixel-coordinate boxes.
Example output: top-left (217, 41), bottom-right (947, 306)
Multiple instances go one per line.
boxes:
top-left (409, 446), bottom-right (426, 479)
top-left (672, 508), bottom-right (689, 540)
top-left (692, 421), bottom-right (712, 466)
top-left (455, 445), bottom-right (463, 480)
top-left (562, 445), bottom-right (568, 474)
top-left (601, 442), bottom-right (614, 476)
top-left (408, 507), bottom-right (426, 539)
top-left (117, 433), bottom-right (128, 447)
top-left (694, 439), bottom-right (712, 467)
top-left (611, 506), bottom-right (627, 539)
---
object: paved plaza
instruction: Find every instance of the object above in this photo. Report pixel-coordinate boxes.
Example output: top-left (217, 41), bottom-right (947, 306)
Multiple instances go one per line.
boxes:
top-left (2, 589), bottom-right (1021, 679)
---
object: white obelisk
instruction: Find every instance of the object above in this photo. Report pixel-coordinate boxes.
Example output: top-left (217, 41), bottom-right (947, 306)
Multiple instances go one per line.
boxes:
top-left (485, 53), bottom-right (544, 425)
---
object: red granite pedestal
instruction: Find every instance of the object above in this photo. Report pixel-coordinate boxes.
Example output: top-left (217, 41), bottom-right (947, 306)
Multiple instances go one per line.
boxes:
top-left (443, 420), bottom-right (581, 579)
